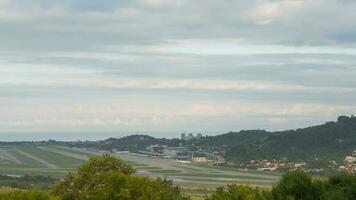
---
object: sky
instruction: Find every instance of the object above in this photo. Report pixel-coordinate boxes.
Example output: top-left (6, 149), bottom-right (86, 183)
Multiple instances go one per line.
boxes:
top-left (1, 0), bottom-right (356, 140)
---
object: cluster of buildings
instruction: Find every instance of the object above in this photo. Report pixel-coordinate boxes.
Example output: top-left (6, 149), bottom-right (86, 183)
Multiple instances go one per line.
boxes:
top-left (340, 150), bottom-right (356, 173)
top-left (143, 144), bottom-right (214, 163)
top-left (240, 158), bottom-right (307, 171)
top-left (131, 133), bottom-right (223, 164)
top-left (239, 150), bottom-right (356, 173)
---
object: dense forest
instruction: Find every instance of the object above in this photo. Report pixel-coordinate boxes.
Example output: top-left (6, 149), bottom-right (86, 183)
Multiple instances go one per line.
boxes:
top-left (223, 116), bottom-right (356, 164)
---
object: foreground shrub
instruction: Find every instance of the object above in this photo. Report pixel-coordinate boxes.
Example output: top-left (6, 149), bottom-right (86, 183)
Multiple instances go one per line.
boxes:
top-left (205, 185), bottom-right (272, 200)
top-left (53, 154), bottom-right (189, 200)
top-left (4, 155), bottom-right (356, 200)
top-left (0, 189), bottom-right (58, 200)
top-left (272, 170), bottom-right (322, 200)
top-left (321, 173), bottom-right (356, 200)
top-left (206, 171), bottom-right (356, 200)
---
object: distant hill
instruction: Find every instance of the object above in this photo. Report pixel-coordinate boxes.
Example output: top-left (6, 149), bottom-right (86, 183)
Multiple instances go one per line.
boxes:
top-left (201, 116), bottom-right (356, 165)
top-left (69, 135), bottom-right (182, 152)
top-left (66, 116), bottom-right (356, 166)
top-left (195, 129), bottom-right (270, 147)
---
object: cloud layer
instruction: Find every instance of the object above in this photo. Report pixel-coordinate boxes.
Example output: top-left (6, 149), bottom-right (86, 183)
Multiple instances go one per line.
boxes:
top-left (0, 0), bottom-right (356, 139)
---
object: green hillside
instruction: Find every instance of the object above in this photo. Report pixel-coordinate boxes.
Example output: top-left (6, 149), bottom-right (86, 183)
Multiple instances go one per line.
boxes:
top-left (220, 116), bottom-right (356, 164)
top-left (50, 115), bottom-right (356, 167)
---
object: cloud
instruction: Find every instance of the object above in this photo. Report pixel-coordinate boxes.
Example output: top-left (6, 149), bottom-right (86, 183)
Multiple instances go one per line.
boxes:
top-left (0, 0), bottom-right (356, 137)
top-left (1, 0), bottom-right (356, 52)
top-left (1, 99), bottom-right (355, 134)
top-left (246, 0), bottom-right (304, 25)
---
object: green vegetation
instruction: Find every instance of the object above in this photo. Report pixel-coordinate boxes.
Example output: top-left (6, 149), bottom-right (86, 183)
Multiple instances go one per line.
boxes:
top-left (205, 171), bottom-right (356, 200)
top-left (60, 116), bottom-right (356, 168)
top-left (171, 173), bottom-right (277, 180)
top-left (202, 116), bottom-right (356, 166)
top-left (52, 154), bottom-right (189, 200)
top-left (3, 116), bottom-right (352, 171)
top-left (6, 149), bottom-right (44, 168)
top-left (0, 175), bottom-right (58, 189)
top-left (51, 146), bottom-right (96, 158)
top-left (18, 146), bottom-right (83, 167)
top-left (232, 116), bottom-right (356, 163)
top-left (0, 155), bottom-right (189, 200)
top-left (173, 165), bottom-right (200, 172)
top-left (148, 169), bottom-right (181, 174)
top-left (69, 135), bottom-right (183, 152)
top-left (125, 161), bottom-right (148, 167)
top-left (1, 156), bottom-right (356, 200)
top-left (136, 166), bottom-right (162, 170)
top-left (206, 185), bottom-right (272, 200)
top-left (0, 144), bottom-right (279, 191)
top-left (0, 190), bottom-right (57, 200)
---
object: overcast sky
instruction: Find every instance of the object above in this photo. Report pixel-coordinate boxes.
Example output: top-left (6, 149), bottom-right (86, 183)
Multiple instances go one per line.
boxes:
top-left (1, 0), bottom-right (356, 140)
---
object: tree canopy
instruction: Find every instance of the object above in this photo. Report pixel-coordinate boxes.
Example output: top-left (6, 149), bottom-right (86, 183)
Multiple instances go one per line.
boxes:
top-left (52, 154), bottom-right (188, 200)
top-left (1, 156), bottom-right (356, 200)
top-left (205, 171), bottom-right (356, 200)
top-left (0, 154), bottom-right (190, 200)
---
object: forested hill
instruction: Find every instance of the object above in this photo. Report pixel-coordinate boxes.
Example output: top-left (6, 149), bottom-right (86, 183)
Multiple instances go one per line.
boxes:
top-left (21, 115), bottom-right (356, 165)
top-left (195, 130), bottom-right (271, 147)
top-left (69, 135), bottom-right (182, 152)
top-left (216, 116), bottom-right (356, 163)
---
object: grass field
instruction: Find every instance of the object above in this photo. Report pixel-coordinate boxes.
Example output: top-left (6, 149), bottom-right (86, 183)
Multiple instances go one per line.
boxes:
top-left (0, 144), bottom-right (280, 197)
top-left (0, 145), bottom-right (92, 177)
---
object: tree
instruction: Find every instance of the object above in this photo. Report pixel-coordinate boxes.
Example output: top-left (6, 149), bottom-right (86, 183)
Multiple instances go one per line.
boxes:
top-left (53, 154), bottom-right (188, 200)
top-left (272, 171), bottom-right (322, 200)
top-left (205, 185), bottom-right (272, 200)
top-left (0, 190), bottom-right (58, 200)
top-left (321, 173), bottom-right (356, 200)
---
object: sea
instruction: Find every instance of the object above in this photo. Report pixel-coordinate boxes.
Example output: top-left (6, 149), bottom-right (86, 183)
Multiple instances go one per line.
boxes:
top-left (0, 131), bottom-right (198, 142)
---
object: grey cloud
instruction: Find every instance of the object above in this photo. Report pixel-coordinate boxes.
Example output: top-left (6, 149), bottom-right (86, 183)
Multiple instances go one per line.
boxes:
top-left (1, 0), bottom-right (356, 54)
top-left (8, 52), bottom-right (355, 87)
top-left (1, 0), bottom-right (356, 135)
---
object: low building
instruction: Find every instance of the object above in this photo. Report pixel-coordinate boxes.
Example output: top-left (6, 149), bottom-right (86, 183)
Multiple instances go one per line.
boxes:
top-left (257, 167), bottom-right (277, 172)
top-left (192, 157), bottom-right (209, 163)
top-left (294, 162), bottom-right (306, 169)
top-left (344, 156), bottom-right (356, 172)
top-left (341, 150), bottom-right (356, 174)
top-left (147, 145), bottom-right (166, 154)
